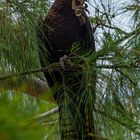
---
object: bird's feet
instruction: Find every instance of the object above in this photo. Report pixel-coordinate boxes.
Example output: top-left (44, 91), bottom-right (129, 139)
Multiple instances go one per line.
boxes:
top-left (59, 55), bottom-right (70, 70)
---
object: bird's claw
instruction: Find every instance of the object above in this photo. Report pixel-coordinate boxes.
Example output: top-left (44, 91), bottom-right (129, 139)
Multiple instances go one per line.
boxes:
top-left (59, 55), bottom-right (70, 70)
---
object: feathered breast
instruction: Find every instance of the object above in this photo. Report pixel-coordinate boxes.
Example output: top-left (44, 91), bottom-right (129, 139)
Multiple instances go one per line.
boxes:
top-left (44, 0), bottom-right (85, 52)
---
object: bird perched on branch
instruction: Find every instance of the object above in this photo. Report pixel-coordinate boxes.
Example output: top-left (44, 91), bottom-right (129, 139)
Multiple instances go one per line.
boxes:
top-left (36, 0), bottom-right (96, 139)
top-left (36, 0), bottom-right (94, 89)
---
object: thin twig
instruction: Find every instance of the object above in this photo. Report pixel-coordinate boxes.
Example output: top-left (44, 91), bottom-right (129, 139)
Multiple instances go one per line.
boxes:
top-left (97, 64), bottom-right (139, 69)
top-left (34, 107), bottom-right (59, 120)
top-left (0, 62), bottom-right (66, 80)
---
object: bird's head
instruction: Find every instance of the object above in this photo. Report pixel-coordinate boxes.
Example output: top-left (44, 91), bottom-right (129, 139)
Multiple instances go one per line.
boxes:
top-left (72, 0), bottom-right (89, 25)
top-left (72, 0), bottom-right (88, 11)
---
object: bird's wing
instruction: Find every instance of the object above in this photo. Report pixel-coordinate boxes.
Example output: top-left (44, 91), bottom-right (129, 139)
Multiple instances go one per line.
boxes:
top-left (83, 12), bottom-right (95, 51)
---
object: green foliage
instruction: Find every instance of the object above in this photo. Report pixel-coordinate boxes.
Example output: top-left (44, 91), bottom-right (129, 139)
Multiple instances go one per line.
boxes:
top-left (0, 0), bottom-right (49, 73)
top-left (0, 92), bottom-right (60, 140)
top-left (1, 0), bottom-right (140, 139)
top-left (0, 94), bottom-right (46, 140)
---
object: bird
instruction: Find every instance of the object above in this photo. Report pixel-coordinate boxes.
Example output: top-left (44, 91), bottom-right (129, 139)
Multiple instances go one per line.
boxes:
top-left (36, 0), bottom-right (96, 139)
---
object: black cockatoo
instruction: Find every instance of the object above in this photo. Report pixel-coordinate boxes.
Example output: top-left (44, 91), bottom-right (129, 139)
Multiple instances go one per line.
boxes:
top-left (36, 0), bottom-right (96, 139)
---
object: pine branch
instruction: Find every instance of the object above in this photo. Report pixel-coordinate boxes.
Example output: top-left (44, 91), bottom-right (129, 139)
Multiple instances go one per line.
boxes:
top-left (94, 108), bottom-right (140, 136)
top-left (0, 63), bottom-right (139, 81)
